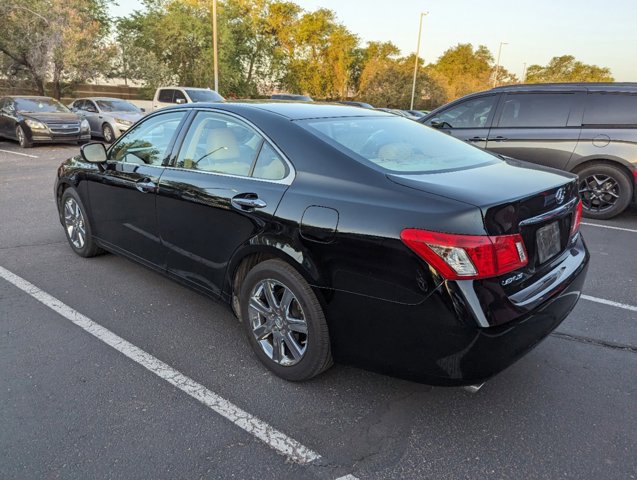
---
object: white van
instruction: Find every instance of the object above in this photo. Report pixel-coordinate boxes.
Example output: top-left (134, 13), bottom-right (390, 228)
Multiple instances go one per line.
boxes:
top-left (152, 87), bottom-right (224, 111)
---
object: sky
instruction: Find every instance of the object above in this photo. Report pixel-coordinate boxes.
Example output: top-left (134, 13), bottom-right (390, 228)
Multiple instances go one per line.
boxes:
top-left (108, 0), bottom-right (637, 81)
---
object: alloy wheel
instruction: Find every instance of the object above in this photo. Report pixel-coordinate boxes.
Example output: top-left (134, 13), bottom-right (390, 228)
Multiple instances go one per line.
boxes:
top-left (16, 126), bottom-right (25, 147)
top-left (63, 197), bottom-right (86, 249)
top-left (579, 174), bottom-right (620, 214)
top-left (248, 279), bottom-right (308, 366)
top-left (103, 125), bottom-right (114, 143)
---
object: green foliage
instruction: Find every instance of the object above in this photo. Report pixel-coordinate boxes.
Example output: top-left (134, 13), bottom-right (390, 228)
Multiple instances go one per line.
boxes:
top-left (526, 55), bottom-right (614, 83)
top-left (0, 0), bottom-right (114, 98)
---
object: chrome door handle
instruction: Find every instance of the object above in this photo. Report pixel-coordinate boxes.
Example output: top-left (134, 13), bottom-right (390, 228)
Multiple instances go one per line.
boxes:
top-left (232, 195), bottom-right (267, 210)
top-left (467, 137), bottom-right (487, 142)
top-left (491, 136), bottom-right (508, 142)
top-left (135, 179), bottom-right (156, 193)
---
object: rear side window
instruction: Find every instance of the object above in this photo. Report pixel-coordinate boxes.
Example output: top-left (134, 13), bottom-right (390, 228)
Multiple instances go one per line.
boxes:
top-left (498, 93), bottom-right (574, 128)
top-left (583, 93), bottom-right (637, 126)
top-left (158, 89), bottom-right (174, 103)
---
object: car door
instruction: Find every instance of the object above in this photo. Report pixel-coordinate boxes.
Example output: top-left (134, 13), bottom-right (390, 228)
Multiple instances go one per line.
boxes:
top-left (86, 110), bottom-right (189, 268)
top-left (156, 110), bottom-right (293, 296)
top-left (83, 100), bottom-right (101, 135)
top-left (423, 94), bottom-right (501, 148)
top-left (0, 98), bottom-right (9, 137)
top-left (486, 92), bottom-right (583, 169)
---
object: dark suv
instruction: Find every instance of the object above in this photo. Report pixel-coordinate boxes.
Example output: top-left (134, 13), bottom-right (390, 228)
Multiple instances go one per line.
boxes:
top-left (420, 83), bottom-right (637, 219)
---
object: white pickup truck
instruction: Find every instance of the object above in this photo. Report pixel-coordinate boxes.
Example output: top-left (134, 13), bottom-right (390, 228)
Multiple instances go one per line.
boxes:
top-left (151, 87), bottom-right (224, 111)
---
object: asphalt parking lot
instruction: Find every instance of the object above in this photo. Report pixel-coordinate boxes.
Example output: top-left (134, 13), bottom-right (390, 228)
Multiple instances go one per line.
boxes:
top-left (1, 141), bottom-right (636, 480)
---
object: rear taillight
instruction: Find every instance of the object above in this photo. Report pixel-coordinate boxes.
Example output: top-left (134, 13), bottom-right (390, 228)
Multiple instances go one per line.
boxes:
top-left (571, 200), bottom-right (582, 236)
top-left (400, 229), bottom-right (528, 280)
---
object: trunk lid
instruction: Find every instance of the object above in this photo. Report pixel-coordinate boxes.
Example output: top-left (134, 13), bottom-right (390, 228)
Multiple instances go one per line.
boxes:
top-left (388, 158), bottom-right (579, 278)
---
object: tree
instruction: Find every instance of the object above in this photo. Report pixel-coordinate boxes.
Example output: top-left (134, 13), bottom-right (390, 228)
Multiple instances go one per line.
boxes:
top-left (0, 0), bottom-right (114, 98)
top-left (525, 55), bottom-right (613, 83)
top-left (358, 53), bottom-right (441, 109)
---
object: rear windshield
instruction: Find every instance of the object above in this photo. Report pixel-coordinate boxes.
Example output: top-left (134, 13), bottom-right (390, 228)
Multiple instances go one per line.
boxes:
top-left (96, 100), bottom-right (140, 113)
top-left (15, 98), bottom-right (69, 113)
top-left (300, 116), bottom-right (499, 173)
top-left (185, 89), bottom-right (225, 103)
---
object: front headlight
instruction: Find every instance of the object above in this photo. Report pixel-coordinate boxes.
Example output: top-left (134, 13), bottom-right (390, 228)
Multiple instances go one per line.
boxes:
top-left (115, 118), bottom-right (132, 126)
top-left (25, 119), bottom-right (46, 130)
top-left (80, 119), bottom-right (90, 131)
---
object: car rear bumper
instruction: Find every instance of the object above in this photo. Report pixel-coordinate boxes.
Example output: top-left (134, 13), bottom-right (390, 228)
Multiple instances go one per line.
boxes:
top-left (324, 235), bottom-right (589, 386)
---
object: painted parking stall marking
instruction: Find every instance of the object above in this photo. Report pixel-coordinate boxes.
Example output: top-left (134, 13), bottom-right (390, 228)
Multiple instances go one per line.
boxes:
top-left (581, 222), bottom-right (637, 234)
top-left (581, 294), bottom-right (637, 313)
top-left (0, 265), bottom-right (321, 465)
top-left (0, 149), bottom-right (38, 158)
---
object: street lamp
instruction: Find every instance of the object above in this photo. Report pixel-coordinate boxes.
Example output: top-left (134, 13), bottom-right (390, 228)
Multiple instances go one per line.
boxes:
top-left (493, 41), bottom-right (508, 87)
top-left (212, 0), bottom-right (219, 92)
top-left (410, 12), bottom-right (428, 111)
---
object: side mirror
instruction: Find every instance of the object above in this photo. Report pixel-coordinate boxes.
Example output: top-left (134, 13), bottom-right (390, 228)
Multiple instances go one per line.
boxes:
top-left (140, 107), bottom-right (146, 113)
top-left (430, 118), bottom-right (445, 129)
top-left (175, 98), bottom-right (186, 105)
top-left (81, 142), bottom-right (108, 163)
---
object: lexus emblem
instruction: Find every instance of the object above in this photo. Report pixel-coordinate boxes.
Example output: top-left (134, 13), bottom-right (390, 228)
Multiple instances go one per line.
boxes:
top-left (555, 187), bottom-right (565, 205)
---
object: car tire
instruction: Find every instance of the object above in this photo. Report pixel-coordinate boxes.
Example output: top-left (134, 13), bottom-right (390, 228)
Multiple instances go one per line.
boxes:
top-left (240, 259), bottom-right (333, 381)
top-left (576, 163), bottom-right (633, 220)
top-left (102, 124), bottom-right (115, 144)
top-left (60, 188), bottom-right (104, 258)
top-left (16, 125), bottom-right (32, 148)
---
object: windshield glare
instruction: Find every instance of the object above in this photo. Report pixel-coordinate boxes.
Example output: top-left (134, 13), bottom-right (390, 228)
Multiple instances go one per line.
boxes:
top-left (300, 116), bottom-right (499, 173)
top-left (185, 89), bottom-right (225, 103)
top-left (96, 100), bottom-right (140, 113)
top-left (15, 98), bottom-right (70, 114)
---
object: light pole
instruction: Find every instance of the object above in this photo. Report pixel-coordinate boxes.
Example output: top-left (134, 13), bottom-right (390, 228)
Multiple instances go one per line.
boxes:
top-left (212, 0), bottom-right (219, 92)
top-left (522, 62), bottom-right (527, 83)
top-left (493, 41), bottom-right (508, 87)
top-left (410, 12), bottom-right (428, 111)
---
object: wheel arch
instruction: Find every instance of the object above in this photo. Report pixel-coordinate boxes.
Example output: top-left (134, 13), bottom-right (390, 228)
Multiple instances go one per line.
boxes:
top-left (224, 240), bottom-right (330, 319)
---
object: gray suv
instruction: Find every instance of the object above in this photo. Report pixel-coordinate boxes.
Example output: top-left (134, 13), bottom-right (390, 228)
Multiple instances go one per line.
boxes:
top-left (421, 83), bottom-right (637, 219)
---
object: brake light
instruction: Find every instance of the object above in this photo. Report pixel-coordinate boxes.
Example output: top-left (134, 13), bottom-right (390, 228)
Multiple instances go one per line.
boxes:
top-left (571, 200), bottom-right (583, 236)
top-left (400, 229), bottom-right (528, 280)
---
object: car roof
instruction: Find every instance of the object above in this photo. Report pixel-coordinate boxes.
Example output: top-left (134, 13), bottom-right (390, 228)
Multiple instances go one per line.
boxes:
top-left (158, 102), bottom-right (392, 120)
top-left (159, 86), bottom-right (211, 91)
top-left (78, 97), bottom-right (132, 101)
top-left (491, 82), bottom-right (637, 93)
top-left (5, 95), bottom-right (56, 100)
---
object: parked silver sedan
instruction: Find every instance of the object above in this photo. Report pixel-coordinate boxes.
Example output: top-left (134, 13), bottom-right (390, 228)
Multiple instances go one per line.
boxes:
top-left (69, 97), bottom-right (145, 143)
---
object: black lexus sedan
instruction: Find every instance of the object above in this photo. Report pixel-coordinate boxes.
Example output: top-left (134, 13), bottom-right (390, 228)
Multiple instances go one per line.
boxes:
top-left (54, 103), bottom-right (589, 386)
top-left (0, 96), bottom-right (91, 148)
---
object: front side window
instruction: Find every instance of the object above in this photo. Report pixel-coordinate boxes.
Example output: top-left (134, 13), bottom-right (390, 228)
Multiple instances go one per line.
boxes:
top-left (301, 116), bottom-right (499, 173)
top-left (85, 101), bottom-right (98, 113)
top-left (583, 93), bottom-right (637, 126)
top-left (427, 96), bottom-right (498, 128)
top-left (110, 111), bottom-right (186, 166)
top-left (498, 93), bottom-right (574, 128)
top-left (174, 90), bottom-right (187, 103)
top-left (175, 112), bottom-right (264, 177)
top-left (158, 89), bottom-right (174, 103)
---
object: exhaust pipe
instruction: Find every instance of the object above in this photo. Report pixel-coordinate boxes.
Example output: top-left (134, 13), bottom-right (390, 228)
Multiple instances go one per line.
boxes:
top-left (462, 382), bottom-right (485, 394)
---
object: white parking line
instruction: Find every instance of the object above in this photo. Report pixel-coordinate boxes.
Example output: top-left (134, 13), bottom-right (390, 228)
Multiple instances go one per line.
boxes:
top-left (581, 222), bottom-right (637, 234)
top-left (582, 294), bottom-right (637, 313)
top-left (334, 475), bottom-right (360, 480)
top-left (0, 265), bottom-right (321, 465)
top-left (0, 149), bottom-right (38, 158)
